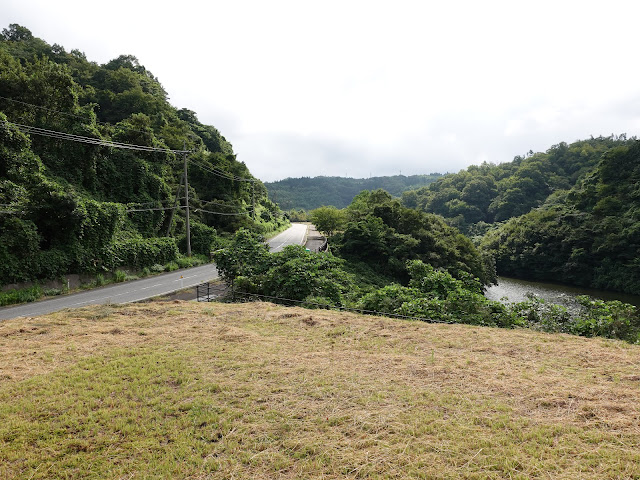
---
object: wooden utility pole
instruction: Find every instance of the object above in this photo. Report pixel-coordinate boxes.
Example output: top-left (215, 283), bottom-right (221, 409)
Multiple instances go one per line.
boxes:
top-left (184, 150), bottom-right (191, 256)
top-left (165, 172), bottom-right (184, 237)
top-left (251, 183), bottom-right (256, 221)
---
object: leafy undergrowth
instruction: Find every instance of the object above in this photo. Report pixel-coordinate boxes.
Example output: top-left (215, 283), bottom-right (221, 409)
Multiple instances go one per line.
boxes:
top-left (1, 302), bottom-right (639, 479)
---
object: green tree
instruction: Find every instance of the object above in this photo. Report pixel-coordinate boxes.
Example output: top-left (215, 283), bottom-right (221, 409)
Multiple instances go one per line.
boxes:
top-left (262, 245), bottom-right (353, 305)
top-left (213, 229), bottom-right (269, 289)
top-left (309, 205), bottom-right (345, 237)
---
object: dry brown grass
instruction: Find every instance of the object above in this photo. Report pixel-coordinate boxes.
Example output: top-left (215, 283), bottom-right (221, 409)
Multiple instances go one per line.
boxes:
top-left (1, 301), bottom-right (639, 479)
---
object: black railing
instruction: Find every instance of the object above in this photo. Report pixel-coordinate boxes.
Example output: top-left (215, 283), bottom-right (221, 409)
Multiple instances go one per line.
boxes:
top-left (196, 282), bottom-right (227, 302)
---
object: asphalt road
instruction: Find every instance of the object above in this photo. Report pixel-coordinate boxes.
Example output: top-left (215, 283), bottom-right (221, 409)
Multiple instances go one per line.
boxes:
top-left (0, 264), bottom-right (220, 321)
top-left (267, 222), bottom-right (308, 252)
top-left (0, 223), bottom-right (309, 320)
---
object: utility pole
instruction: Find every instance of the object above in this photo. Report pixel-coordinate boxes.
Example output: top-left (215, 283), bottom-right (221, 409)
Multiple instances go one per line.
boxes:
top-left (251, 183), bottom-right (256, 221)
top-left (184, 148), bottom-right (191, 256)
top-left (165, 172), bottom-right (184, 237)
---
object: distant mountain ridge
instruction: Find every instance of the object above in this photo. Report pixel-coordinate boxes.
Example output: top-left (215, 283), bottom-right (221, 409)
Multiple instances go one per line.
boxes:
top-left (266, 174), bottom-right (442, 210)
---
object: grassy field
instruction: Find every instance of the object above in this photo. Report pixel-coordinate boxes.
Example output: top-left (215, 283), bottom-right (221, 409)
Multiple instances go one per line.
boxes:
top-left (1, 301), bottom-right (639, 479)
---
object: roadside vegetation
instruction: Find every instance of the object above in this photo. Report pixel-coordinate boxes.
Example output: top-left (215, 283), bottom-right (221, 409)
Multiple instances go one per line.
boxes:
top-left (217, 190), bottom-right (640, 344)
top-left (0, 254), bottom-right (209, 307)
top-left (1, 301), bottom-right (639, 479)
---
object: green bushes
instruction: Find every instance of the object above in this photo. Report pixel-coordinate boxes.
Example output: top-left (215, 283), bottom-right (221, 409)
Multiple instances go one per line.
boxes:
top-left (113, 270), bottom-right (127, 283)
top-left (214, 229), bottom-right (353, 306)
top-left (500, 294), bottom-right (640, 343)
top-left (0, 285), bottom-right (43, 306)
top-left (175, 255), bottom-right (207, 269)
top-left (104, 237), bottom-right (179, 270)
top-left (178, 222), bottom-right (216, 256)
top-left (358, 260), bottom-right (519, 328)
top-left (572, 296), bottom-right (639, 342)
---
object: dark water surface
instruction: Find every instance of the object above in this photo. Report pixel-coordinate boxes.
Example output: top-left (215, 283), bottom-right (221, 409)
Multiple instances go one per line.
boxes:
top-left (485, 277), bottom-right (640, 308)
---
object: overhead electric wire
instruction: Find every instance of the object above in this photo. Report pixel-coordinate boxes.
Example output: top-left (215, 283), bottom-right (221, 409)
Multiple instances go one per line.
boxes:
top-left (125, 205), bottom-right (186, 213)
top-left (0, 95), bottom-right (180, 139)
top-left (194, 207), bottom-right (252, 216)
top-left (200, 199), bottom-right (243, 207)
top-left (190, 158), bottom-right (259, 183)
top-left (0, 95), bottom-right (97, 123)
top-left (1, 98), bottom-right (263, 220)
top-left (1, 119), bottom-right (190, 154)
top-left (125, 197), bottom-right (185, 208)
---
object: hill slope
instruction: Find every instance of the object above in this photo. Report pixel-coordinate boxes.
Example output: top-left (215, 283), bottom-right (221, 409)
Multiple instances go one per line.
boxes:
top-left (0, 24), bottom-right (286, 285)
top-left (481, 140), bottom-right (640, 293)
top-left (403, 136), bottom-right (636, 234)
top-left (266, 174), bottom-right (442, 210)
top-left (1, 301), bottom-right (638, 479)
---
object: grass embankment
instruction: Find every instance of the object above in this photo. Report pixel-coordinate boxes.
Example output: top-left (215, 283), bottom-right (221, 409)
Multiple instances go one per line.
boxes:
top-left (1, 302), bottom-right (639, 479)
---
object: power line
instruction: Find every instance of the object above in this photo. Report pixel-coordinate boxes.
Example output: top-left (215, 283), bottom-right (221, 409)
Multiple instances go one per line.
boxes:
top-left (125, 198), bottom-right (185, 208)
top-left (190, 159), bottom-right (245, 181)
top-left (190, 158), bottom-right (259, 183)
top-left (200, 199), bottom-right (244, 207)
top-left (1, 120), bottom-right (190, 154)
top-left (1, 95), bottom-right (97, 123)
top-left (0, 94), bottom-right (179, 139)
top-left (125, 205), bottom-right (186, 213)
top-left (194, 207), bottom-right (252, 216)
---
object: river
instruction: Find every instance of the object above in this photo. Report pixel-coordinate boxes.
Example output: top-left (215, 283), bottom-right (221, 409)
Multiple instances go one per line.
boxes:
top-left (485, 277), bottom-right (640, 308)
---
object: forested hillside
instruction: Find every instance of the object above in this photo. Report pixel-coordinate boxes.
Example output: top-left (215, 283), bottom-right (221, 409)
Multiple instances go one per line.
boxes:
top-left (0, 24), bottom-right (285, 285)
top-left (403, 136), bottom-right (636, 235)
top-left (398, 135), bottom-right (639, 293)
top-left (481, 142), bottom-right (640, 293)
top-left (266, 174), bottom-right (442, 210)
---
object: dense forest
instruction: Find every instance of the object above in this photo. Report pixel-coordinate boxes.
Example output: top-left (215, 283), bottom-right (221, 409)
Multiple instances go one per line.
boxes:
top-left (403, 137), bottom-right (635, 233)
top-left (0, 24), bottom-right (286, 285)
top-left (265, 174), bottom-right (442, 210)
top-left (481, 142), bottom-right (640, 293)
top-left (400, 136), bottom-right (640, 293)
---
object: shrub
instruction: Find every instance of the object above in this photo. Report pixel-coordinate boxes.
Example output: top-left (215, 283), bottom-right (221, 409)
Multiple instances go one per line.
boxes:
top-left (43, 288), bottom-right (63, 296)
top-left (178, 222), bottom-right (217, 256)
top-left (176, 254), bottom-right (207, 269)
top-left (113, 270), bottom-right (127, 283)
top-left (0, 285), bottom-right (43, 306)
top-left (105, 237), bottom-right (179, 270)
top-left (571, 296), bottom-right (640, 342)
top-left (165, 261), bottom-right (179, 272)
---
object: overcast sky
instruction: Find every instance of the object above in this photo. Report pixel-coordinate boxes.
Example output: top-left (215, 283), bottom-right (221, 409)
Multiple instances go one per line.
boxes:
top-left (3, 0), bottom-right (640, 181)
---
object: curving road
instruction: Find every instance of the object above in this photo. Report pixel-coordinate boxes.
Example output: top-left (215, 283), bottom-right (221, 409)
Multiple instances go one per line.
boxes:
top-left (0, 223), bottom-right (309, 320)
top-left (267, 223), bottom-right (308, 252)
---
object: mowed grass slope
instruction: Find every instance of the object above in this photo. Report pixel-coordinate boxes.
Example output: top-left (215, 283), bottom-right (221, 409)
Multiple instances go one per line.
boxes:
top-left (1, 301), bottom-right (639, 479)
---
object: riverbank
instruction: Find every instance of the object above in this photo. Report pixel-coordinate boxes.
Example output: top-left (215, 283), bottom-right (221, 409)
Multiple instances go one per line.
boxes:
top-left (486, 276), bottom-right (640, 307)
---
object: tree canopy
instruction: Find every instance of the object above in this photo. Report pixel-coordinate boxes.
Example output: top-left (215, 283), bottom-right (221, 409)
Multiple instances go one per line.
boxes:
top-left (481, 141), bottom-right (640, 294)
top-left (266, 174), bottom-right (442, 211)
